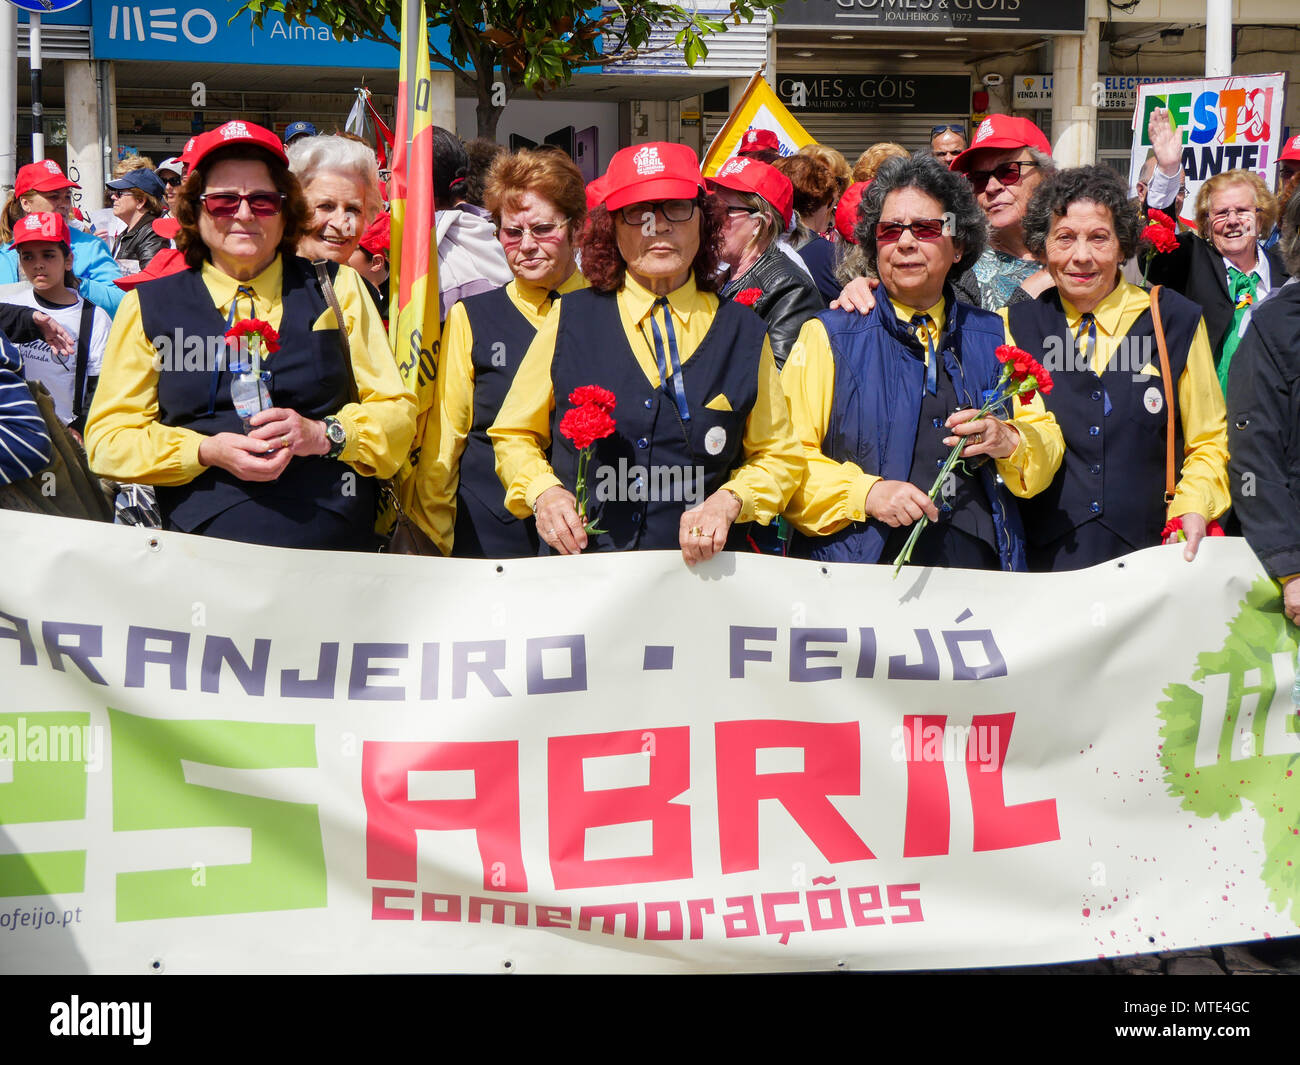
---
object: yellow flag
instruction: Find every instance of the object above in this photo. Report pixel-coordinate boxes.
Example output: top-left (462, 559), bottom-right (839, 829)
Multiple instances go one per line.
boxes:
top-left (388, 0), bottom-right (439, 510)
top-left (702, 71), bottom-right (815, 177)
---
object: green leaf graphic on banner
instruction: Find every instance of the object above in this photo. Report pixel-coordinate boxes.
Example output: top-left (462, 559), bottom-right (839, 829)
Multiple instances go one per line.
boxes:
top-left (1158, 578), bottom-right (1300, 925)
top-left (110, 708), bottom-right (326, 922)
top-left (0, 712), bottom-right (89, 898)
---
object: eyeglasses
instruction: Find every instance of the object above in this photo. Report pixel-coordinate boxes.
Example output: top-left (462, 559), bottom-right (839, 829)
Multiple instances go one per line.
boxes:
top-left (1210, 206), bottom-right (1260, 225)
top-left (965, 160), bottom-right (1041, 192)
top-left (931, 124), bottom-right (966, 138)
top-left (617, 199), bottom-right (696, 225)
top-left (498, 219), bottom-right (569, 245)
top-left (161, 175), bottom-right (183, 188)
top-left (875, 217), bottom-right (949, 243)
top-left (199, 191), bottom-right (286, 218)
top-left (105, 189), bottom-right (127, 200)
top-left (723, 205), bottom-right (759, 219)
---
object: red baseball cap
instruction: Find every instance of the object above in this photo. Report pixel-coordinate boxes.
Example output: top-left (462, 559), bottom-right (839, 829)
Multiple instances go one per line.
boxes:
top-left (950, 114), bottom-right (1052, 174)
top-left (15, 160), bottom-right (80, 198)
top-left (585, 175), bottom-right (607, 212)
top-left (835, 182), bottom-right (869, 244)
top-left (708, 156), bottom-right (794, 228)
top-left (188, 120), bottom-right (289, 170)
top-left (1281, 133), bottom-right (1300, 163)
top-left (736, 128), bottom-right (780, 156)
top-left (9, 211), bottom-right (71, 249)
top-left (114, 248), bottom-right (189, 291)
top-left (359, 211), bottom-right (390, 255)
top-left (600, 143), bottom-right (705, 212)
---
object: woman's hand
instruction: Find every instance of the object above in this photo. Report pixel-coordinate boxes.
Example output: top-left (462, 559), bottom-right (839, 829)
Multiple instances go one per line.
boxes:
top-left (197, 432), bottom-right (294, 481)
top-left (830, 276), bottom-right (879, 315)
top-left (680, 489), bottom-right (742, 565)
top-left (943, 408), bottom-right (1020, 461)
top-left (247, 408), bottom-right (328, 457)
top-left (1283, 580), bottom-right (1300, 626)
top-left (864, 480), bottom-right (939, 527)
top-left (1148, 106), bottom-right (1184, 175)
top-left (1164, 512), bottom-right (1208, 561)
top-left (535, 485), bottom-right (588, 555)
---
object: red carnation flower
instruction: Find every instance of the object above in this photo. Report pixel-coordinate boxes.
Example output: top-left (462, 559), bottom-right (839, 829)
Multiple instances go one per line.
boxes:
top-left (1147, 209), bottom-right (1175, 229)
top-left (1141, 223), bottom-right (1180, 254)
top-left (559, 402), bottom-right (617, 452)
top-left (1161, 516), bottom-right (1225, 541)
top-left (733, 287), bottom-right (763, 307)
top-left (225, 318), bottom-right (280, 353)
top-left (567, 385), bottom-right (616, 412)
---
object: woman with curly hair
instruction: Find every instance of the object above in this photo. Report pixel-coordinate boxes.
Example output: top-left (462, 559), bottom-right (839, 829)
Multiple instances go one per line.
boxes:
top-left (489, 142), bottom-right (803, 563)
top-left (782, 154), bottom-right (1063, 571)
top-left (1006, 165), bottom-right (1228, 571)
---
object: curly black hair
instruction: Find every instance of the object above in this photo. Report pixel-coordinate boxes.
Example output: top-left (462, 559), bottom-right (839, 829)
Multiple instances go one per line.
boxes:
top-left (856, 153), bottom-right (987, 277)
top-left (1022, 165), bottom-right (1142, 261)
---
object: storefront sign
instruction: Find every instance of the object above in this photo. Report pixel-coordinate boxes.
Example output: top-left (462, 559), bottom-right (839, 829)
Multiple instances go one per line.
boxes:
top-left (778, 0), bottom-right (1086, 34)
top-left (1014, 74), bottom-right (1188, 111)
top-left (777, 73), bottom-right (970, 113)
top-left (90, 0), bottom-right (406, 67)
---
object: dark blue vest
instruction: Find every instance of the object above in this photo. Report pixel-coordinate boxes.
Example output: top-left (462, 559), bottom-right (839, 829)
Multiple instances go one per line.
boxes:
top-left (1007, 287), bottom-right (1195, 549)
top-left (790, 288), bottom-right (1027, 570)
top-left (455, 285), bottom-right (541, 558)
top-left (136, 257), bottom-right (376, 538)
top-left (547, 286), bottom-right (767, 551)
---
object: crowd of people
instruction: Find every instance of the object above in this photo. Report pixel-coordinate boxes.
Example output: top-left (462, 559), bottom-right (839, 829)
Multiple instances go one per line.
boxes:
top-left (3, 107), bottom-right (1299, 593)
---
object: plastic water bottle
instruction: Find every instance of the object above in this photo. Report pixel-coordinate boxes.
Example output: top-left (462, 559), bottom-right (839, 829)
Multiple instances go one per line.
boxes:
top-left (230, 363), bottom-right (271, 430)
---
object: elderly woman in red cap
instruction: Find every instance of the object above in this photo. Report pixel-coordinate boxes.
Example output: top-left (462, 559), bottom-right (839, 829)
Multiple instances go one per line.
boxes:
top-left (489, 141), bottom-right (803, 563)
top-left (709, 156), bottom-right (824, 368)
top-left (86, 120), bottom-right (415, 550)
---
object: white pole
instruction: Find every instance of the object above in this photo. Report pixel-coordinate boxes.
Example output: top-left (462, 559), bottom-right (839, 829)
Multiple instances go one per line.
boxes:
top-left (1205, 0), bottom-right (1232, 78)
top-left (0, 5), bottom-right (17, 188)
top-left (30, 12), bottom-right (44, 161)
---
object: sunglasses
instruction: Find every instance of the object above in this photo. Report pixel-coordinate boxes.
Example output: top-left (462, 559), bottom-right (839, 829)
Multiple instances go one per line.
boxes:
top-left (875, 217), bottom-right (949, 243)
top-left (199, 191), bottom-right (285, 218)
top-left (498, 220), bottom-right (569, 245)
top-left (965, 160), bottom-right (1041, 193)
top-left (161, 175), bottom-right (183, 188)
top-left (617, 199), bottom-right (696, 225)
top-left (931, 124), bottom-right (966, 138)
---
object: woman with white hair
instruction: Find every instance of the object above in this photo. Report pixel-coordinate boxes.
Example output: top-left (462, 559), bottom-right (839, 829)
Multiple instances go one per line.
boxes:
top-left (287, 134), bottom-right (383, 265)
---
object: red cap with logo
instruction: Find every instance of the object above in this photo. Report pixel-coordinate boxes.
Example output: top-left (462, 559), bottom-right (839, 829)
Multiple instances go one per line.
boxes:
top-left (950, 114), bottom-right (1052, 173)
top-left (834, 182), bottom-right (870, 244)
top-left (736, 128), bottom-right (780, 156)
top-left (9, 211), bottom-right (71, 249)
top-left (15, 160), bottom-right (80, 198)
top-left (187, 120), bottom-right (289, 170)
top-left (599, 142), bottom-right (705, 212)
top-left (1281, 134), bottom-right (1300, 163)
top-left (707, 156), bottom-right (794, 228)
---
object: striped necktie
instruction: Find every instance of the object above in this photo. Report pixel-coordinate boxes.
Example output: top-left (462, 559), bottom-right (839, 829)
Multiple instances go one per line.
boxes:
top-left (909, 313), bottom-right (938, 396)
top-left (650, 296), bottom-right (690, 423)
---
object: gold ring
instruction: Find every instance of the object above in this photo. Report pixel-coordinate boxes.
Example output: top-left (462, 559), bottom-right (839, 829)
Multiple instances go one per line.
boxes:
top-left (281, 436), bottom-right (290, 449)
top-left (690, 525), bottom-right (703, 537)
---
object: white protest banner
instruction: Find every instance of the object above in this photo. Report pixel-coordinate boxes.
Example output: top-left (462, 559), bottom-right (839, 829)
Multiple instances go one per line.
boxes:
top-left (1130, 73), bottom-right (1287, 227)
top-left (1, 512), bottom-right (1296, 973)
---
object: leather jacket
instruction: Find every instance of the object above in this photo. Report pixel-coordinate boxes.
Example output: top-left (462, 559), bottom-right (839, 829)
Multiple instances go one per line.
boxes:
top-left (722, 240), bottom-right (825, 369)
top-left (112, 215), bottom-right (168, 270)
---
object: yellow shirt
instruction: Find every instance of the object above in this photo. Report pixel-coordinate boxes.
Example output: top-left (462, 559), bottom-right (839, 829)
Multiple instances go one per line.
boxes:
top-left (488, 272), bottom-right (804, 525)
top-left (85, 257), bottom-right (416, 485)
top-left (999, 280), bottom-right (1229, 523)
top-left (412, 272), bottom-right (588, 555)
top-left (781, 299), bottom-right (1064, 537)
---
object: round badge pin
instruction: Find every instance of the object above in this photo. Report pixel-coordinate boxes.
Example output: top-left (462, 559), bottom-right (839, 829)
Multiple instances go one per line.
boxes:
top-left (704, 425), bottom-right (727, 455)
top-left (1144, 386), bottom-right (1164, 414)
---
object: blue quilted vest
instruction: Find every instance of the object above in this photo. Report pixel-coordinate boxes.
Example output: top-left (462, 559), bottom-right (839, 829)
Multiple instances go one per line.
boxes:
top-left (790, 286), bottom-right (1027, 570)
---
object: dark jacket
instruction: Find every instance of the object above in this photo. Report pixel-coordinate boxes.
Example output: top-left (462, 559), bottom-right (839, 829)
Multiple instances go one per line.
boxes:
top-left (789, 284), bottom-right (1028, 571)
top-left (1227, 280), bottom-right (1300, 578)
top-left (722, 241), bottom-right (824, 369)
top-left (1147, 232), bottom-right (1288, 355)
top-left (112, 215), bottom-right (168, 268)
top-left (0, 303), bottom-right (40, 345)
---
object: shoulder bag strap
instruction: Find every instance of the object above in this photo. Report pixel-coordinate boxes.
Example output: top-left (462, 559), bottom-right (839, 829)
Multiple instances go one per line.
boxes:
top-left (1147, 284), bottom-right (1177, 504)
top-left (313, 260), bottom-right (359, 404)
top-left (71, 297), bottom-right (95, 429)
